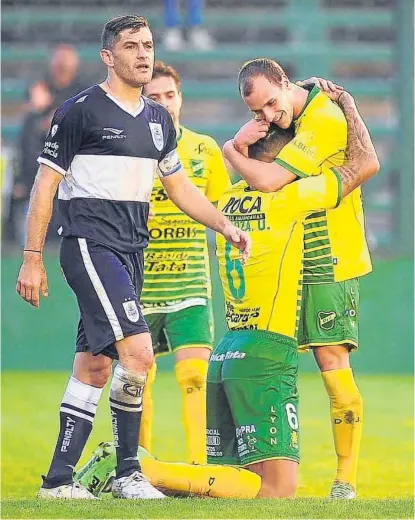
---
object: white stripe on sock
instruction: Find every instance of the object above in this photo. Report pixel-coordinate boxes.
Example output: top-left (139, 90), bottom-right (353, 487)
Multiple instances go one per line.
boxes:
top-left (60, 407), bottom-right (95, 423)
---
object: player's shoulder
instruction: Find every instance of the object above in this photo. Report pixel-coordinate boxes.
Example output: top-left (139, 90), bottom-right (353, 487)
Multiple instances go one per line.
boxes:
top-left (52, 85), bottom-right (99, 122)
top-left (142, 96), bottom-right (173, 125)
top-left (311, 90), bottom-right (346, 126)
top-left (180, 126), bottom-right (221, 153)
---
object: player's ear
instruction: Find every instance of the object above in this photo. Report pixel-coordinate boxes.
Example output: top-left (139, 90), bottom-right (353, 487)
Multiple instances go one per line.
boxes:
top-left (100, 49), bottom-right (114, 68)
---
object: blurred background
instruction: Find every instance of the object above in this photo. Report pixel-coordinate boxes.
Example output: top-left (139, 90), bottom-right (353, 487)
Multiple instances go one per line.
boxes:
top-left (1, 0), bottom-right (414, 374)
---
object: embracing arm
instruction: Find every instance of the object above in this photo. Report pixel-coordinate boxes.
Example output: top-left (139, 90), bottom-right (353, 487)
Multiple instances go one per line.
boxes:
top-left (336, 93), bottom-right (380, 197)
top-left (222, 139), bottom-right (295, 192)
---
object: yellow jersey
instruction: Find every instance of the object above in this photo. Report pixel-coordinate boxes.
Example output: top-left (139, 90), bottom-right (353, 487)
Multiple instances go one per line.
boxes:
top-left (216, 168), bottom-right (341, 340)
top-left (275, 86), bottom-right (372, 284)
top-left (142, 125), bottom-right (230, 313)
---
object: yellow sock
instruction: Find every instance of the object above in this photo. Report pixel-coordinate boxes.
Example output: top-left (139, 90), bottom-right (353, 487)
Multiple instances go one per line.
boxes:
top-left (322, 368), bottom-right (363, 489)
top-left (139, 362), bottom-right (157, 452)
top-left (141, 453), bottom-right (261, 498)
top-left (175, 357), bottom-right (208, 465)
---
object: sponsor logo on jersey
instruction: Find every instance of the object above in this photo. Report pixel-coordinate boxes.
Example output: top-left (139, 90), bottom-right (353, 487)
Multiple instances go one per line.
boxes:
top-left (149, 226), bottom-right (199, 240)
top-left (102, 128), bottom-right (126, 140)
top-left (75, 95), bottom-right (88, 103)
top-left (122, 300), bottom-right (140, 322)
top-left (317, 310), bottom-right (336, 330)
top-left (149, 122), bottom-right (164, 151)
top-left (293, 138), bottom-right (317, 158)
top-left (43, 141), bottom-right (59, 158)
top-left (222, 195), bottom-right (262, 214)
top-left (50, 124), bottom-right (59, 138)
top-left (103, 127), bottom-right (124, 135)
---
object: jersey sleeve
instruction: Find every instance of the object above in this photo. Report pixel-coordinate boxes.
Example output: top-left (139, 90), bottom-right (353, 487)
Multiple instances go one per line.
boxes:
top-left (157, 113), bottom-right (182, 178)
top-left (274, 115), bottom-right (346, 178)
top-left (205, 139), bottom-right (230, 203)
top-left (277, 165), bottom-right (342, 219)
top-left (37, 101), bottom-right (84, 176)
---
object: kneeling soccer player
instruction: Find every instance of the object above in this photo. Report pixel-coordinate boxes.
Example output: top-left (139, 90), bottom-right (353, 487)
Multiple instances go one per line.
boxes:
top-left (75, 90), bottom-right (378, 498)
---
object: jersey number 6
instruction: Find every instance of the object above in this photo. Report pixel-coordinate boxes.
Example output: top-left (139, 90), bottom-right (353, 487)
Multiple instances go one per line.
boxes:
top-left (224, 241), bottom-right (246, 300)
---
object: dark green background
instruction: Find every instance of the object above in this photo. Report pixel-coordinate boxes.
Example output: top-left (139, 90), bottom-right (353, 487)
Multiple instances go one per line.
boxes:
top-left (2, 253), bottom-right (413, 374)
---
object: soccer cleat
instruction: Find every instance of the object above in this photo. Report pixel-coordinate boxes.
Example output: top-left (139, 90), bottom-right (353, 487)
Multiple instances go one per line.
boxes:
top-left (74, 441), bottom-right (116, 497)
top-left (37, 482), bottom-right (98, 499)
top-left (329, 480), bottom-right (356, 499)
top-left (112, 470), bottom-right (166, 499)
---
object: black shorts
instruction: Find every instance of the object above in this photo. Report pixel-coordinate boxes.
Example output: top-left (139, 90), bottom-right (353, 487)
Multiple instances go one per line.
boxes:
top-left (60, 237), bottom-right (149, 359)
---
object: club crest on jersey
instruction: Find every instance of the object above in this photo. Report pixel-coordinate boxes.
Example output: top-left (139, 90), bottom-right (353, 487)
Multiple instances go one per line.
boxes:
top-left (149, 122), bottom-right (164, 151)
top-left (190, 159), bottom-right (204, 177)
top-left (122, 300), bottom-right (140, 323)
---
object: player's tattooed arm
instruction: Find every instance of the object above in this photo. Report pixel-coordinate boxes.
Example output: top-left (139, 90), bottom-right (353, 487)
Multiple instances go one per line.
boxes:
top-left (336, 92), bottom-right (380, 197)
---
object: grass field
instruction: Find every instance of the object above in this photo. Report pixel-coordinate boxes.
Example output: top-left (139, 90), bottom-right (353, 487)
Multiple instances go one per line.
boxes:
top-left (2, 371), bottom-right (414, 519)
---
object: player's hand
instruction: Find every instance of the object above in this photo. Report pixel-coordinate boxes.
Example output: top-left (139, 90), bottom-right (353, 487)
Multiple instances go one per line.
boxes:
top-left (297, 76), bottom-right (344, 94)
top-left (16, 253), bottom-right (49, 308)
top-left (233, 119), bottom-right (270, 151)
top-left (221, 224), bottom-right (252, 264)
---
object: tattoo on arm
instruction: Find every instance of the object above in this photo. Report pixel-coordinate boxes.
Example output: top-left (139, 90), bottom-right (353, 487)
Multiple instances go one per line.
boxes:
top-left (336, 93), bottom-right (379, 195)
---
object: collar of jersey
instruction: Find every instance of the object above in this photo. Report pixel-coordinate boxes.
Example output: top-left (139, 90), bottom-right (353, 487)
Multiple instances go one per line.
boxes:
top-left (295, 85), bottom-right (320, 121)
top-left (103, 88), bottom-right (145, 118)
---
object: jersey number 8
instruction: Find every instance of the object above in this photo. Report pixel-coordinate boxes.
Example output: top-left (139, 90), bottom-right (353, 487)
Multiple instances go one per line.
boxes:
top-left (224, 242), bottom-right (246, 299)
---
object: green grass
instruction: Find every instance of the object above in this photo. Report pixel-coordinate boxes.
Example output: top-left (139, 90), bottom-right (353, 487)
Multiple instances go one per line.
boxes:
top-left (2, 372), bottom-right (414, 518)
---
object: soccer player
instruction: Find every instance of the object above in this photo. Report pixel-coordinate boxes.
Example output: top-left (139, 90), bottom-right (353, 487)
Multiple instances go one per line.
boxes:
top-left (75, 89), bottom-right (379, 499)
top-left (15, 15), bottom-right (249, 500)
top-left (138, 61), bottom-right (229, 464)
top-left (223, 59), bottom-right (373, 498)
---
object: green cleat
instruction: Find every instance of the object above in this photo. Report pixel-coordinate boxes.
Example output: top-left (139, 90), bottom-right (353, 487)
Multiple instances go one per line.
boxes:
top-left (329, 480), bottom-right (356, 499)
top-left (74, 441), bottom-right (116, 497)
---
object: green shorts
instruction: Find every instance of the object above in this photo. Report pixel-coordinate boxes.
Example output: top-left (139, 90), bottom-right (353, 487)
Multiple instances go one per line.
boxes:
top-left (298, 278), bottom-right (359, 351)
top-left (144, 302), bottom-right (214, 355)
top-left (206, 330), bottom-right (300, 466)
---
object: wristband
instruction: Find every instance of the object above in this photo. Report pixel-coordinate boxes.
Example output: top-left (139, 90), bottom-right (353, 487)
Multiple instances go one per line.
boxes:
top-left (24, 249), bottom-right (42, 254)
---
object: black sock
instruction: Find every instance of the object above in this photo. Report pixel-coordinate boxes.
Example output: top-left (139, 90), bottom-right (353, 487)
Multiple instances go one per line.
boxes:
top-left (43, 376), bottom-right (103, 488)
top-left (109, 364), bottom-right (146, 479)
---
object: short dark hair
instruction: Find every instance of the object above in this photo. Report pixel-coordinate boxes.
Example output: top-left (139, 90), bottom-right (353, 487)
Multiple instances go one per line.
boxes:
top-left (151, 61), bottom-right (181, 90)
top-left (238, 58), bottom-right (288, 97)
top-left (101, 15), bottom-right (150, 50)
top-left (248, 123), bottom-right (294, 160)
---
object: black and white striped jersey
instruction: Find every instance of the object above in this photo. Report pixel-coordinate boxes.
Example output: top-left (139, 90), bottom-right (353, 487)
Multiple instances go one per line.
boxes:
top-left (37, 85), bottom-right (181, 252)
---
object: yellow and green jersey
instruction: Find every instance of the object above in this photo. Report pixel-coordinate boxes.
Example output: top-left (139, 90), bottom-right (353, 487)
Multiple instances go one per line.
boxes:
top-left (142, 125), bottom-right (229, 314)
top-left (275, 86), bottom-right (372, 284)
top-left (216, 168), bottom-right (341, 340)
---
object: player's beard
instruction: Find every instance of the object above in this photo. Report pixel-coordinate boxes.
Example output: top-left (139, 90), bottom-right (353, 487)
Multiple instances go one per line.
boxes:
top-left (115, 61), bottom-right (153, 89)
